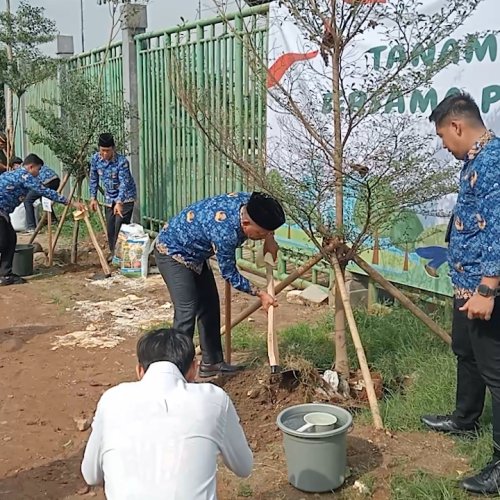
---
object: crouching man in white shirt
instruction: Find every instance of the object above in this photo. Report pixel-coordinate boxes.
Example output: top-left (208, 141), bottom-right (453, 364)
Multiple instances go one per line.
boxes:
top-left (81, 328), bottom-right (253, 499)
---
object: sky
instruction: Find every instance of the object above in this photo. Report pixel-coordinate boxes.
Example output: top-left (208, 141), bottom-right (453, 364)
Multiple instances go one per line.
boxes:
top-left (1, 0), bottom-right (240, 55)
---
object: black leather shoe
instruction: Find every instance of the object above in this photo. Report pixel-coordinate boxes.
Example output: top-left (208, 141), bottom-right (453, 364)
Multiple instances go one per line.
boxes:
top-left (421, 414), bottom-right (478, 436)
top-left (461, 459), bottom-right (500, 495)
top-left (0, 274), bottom-right (27, 286)
top-left (199, 361), bottom-right (244, 378)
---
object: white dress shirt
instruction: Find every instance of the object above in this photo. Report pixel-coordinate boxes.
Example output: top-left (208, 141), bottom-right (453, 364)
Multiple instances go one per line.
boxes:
top-left (81, 361), bottom-right (253, 499)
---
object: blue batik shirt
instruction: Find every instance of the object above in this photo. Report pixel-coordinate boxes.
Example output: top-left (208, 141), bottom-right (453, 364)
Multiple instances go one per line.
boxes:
top-left (449, 132), bottom-right (500, 298)
top-left (0, 167), bottom-right (68, 216)
top-left (156, 192), bottom-right (258, 295)
top-left (38, 165), bottom-right (59, 186)
top-left (89, 152), bottom-right (136, 206)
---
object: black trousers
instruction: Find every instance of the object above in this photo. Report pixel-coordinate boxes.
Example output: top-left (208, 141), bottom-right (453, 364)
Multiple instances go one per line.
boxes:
top-left (24, 178), bottom-right (60, 230)
top-left (155, 250), bottom-right (223, 365)
top-left (452, 298), bottom-right (500, 458)
top-left (0, 214), bottom-right (16, 277)
top-left (105, 201), bottom-right (134, 254)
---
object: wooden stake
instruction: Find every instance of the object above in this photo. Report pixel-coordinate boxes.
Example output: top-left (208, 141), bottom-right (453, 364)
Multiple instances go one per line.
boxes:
top-left (96, 203), bottom-right (108, 240)
top-left (353, 254), bottom-right (452, 345)
top-left (82, 211), bottom-right (111, 276)
top-left (224, 281), bottom-right (232, 364)
top-left (71, 219), bottom-right (80, 264)
top-left (51, 182), bottom-right (78, 256)
top-left (47, 209), bottom-right (53, 267)
top-left (29, 173), bottom-right (71, 245)
top-left (331, 253), bottom-right (384, 430)
top-left (266, 254), bottom-right (279, 372)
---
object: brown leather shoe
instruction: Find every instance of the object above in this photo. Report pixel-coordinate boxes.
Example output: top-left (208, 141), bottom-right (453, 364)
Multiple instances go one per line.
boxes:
top-left (199, 361), bottom-right (244, 378)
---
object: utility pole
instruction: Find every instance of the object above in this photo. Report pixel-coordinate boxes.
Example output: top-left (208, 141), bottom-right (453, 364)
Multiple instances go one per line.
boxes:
top-left (4, 0), bottom-right (14, 158)
top-left (80, 0), bottom-right (85, 52)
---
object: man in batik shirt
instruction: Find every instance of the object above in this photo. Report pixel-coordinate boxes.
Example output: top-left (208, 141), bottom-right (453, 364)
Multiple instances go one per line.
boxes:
top-left (89, 133), bottom-right (136, 257)
top-left (422, 92), bottom-right (500, 495)
top-left (0, 159), bottom-right (83, 286)
top-left (155, 192), bottom-right (285, 377)
top-left (23, 154), bottom-right (61, 232)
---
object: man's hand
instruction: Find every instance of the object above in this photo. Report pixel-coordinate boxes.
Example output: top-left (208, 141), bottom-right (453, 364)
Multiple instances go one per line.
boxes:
top-left (258, 290), bottom-right (278, 311)
top-left (89, 199), bottom-right (99, 212)
top-left (459, 294), bottom-right (495, 321)
top-left (263, 234), bottom-right (279, 262)
top-left (72, 200), bottom-right (86, 211)
top-left (113, 202), bottom-right (124, 218)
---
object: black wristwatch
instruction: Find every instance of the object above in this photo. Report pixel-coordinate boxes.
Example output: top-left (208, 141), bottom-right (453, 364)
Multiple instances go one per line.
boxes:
top-left (477, 284), bottom-right (500, 298)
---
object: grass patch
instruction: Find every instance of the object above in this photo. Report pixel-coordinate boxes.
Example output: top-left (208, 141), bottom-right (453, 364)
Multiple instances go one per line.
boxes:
top-left (45, 204), bottom-right (103, 240)
top-left (390, 471), bottom-right (469, 500)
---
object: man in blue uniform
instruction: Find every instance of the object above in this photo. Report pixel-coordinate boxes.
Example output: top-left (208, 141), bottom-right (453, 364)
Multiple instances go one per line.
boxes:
top-left (23, 154), bottom-right (61, 232)
top-left (421, 92), bottom-right (500, 495)
top-left (89, 133), bottom-right (136, 256)
top-left (0, 159), bottom-right (83, 286)
top-left (155, 192), bottom-right (285, 377)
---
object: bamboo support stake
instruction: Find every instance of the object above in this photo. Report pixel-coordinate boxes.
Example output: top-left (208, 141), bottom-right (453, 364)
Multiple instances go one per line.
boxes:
top-left (47, 210), bottom-right (53, 267)
top-left (331, 253), bottom-right (384, 430)
top-left (71, 218), bottom-right (80, 264)
top-left (96, 203), bottom-right (108, 240)
top-left (80, 211), bottom-right (112, 276)
top-left (224, 281), bottom-right (232, 364)
top-left (29, 173), bottom-right (71, 245)
top-left (353, 254), bottom-right (452, 345)
top-left (50, 182), bottom-right (78, 256)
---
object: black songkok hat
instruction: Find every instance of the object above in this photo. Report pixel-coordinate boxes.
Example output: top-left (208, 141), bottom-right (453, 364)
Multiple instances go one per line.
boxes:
top-left (246, 192), bottom-right (286, 231)
top-left (98, 133), bottom-right (115, 148)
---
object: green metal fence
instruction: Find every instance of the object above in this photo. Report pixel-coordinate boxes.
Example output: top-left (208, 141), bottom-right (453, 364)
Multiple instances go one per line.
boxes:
top-left (136, 4), bottom-right (269, 232)
top-left (67, 42), bottom-right (124, 112)
top-left (17, 78), bottom-right (61, 173)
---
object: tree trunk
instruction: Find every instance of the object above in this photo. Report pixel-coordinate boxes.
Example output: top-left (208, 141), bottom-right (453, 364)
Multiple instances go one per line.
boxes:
top-left (71, 180), bottom-right (82, 264)
top-left (331, 0), bottom-right (349, 378)
top-left (372, 229), bottom-right (380, 265)
top-left (5, 0), bottom-right (14, 158)
top-left (403, 243), bottom-right (409, 272)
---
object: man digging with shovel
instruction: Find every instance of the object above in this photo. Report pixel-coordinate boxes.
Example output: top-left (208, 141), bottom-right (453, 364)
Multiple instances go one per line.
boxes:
top-left (155, 192), bottom-right (286, 377)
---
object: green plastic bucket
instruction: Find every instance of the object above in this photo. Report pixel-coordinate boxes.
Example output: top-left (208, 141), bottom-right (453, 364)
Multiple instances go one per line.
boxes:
top-left (12, 244), bottom-right (34, 277)
top-left (276, 403), bottom-right (353, 493)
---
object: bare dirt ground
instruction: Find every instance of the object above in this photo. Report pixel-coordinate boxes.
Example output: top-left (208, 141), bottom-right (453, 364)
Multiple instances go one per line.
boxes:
top-left (0, 235), bottom-right (468, 499)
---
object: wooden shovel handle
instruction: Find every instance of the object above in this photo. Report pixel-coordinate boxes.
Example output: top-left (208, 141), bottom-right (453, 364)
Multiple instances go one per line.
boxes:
top-left (266, 257), bottom-right (279, 368)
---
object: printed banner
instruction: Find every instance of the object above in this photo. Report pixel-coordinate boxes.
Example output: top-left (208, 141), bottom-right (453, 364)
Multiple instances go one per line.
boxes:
top-left (267, 0), bottom-right (500, 296)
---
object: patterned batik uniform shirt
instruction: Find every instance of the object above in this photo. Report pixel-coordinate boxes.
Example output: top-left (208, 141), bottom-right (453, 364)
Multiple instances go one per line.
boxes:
top-left (449, 132), bottom-right (500, 298)
top-left (156, 192), bottom-right (259, 295)
top-left (89, 152), bottom-right (137, 206)
top-left (0, 167), bottom-right (68, 216)
top-left (38, 165), bottom-right (59, 186)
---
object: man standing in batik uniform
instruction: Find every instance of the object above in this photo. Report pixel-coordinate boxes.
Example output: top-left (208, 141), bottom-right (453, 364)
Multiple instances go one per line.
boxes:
top-left (422, 92), bottom-right (500, 495)
top-left (155, 192), bottom-right (286, 378)
top-left (89, 133), bottom-right (136, 258)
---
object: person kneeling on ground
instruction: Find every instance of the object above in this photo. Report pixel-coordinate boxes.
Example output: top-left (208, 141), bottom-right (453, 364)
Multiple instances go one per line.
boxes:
top-left (155, 191), bottom-right (286, 378)
top-left (23, 154), bottom-right (61, 233)
top-left (0, 158), bottom-right (83, 286)
top-left (81, 328), bottom-right (253, 500)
